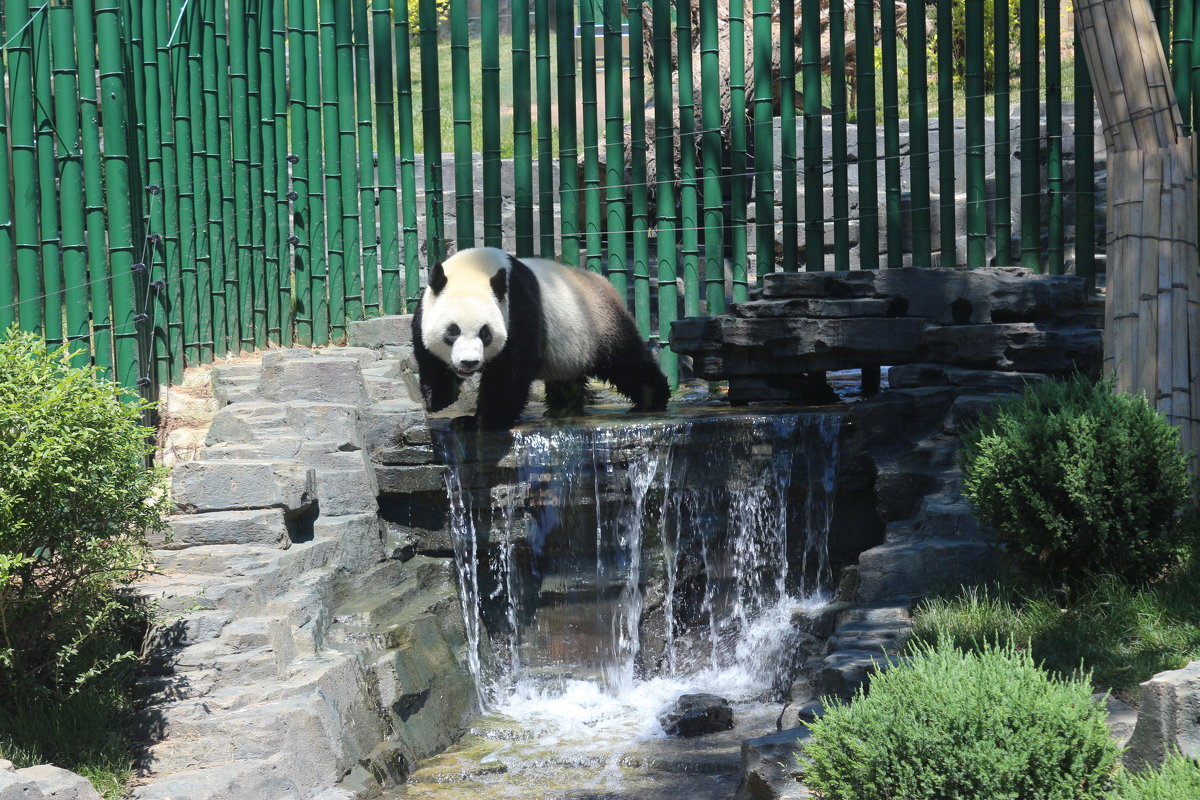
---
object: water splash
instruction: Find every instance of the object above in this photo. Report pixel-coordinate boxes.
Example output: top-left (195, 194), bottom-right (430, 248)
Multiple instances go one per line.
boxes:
top-left (435, 412), bottom-right (841, 713)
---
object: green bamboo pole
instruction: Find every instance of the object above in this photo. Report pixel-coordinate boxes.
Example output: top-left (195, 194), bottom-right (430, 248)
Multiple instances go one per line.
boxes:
top-left (272, 0), bottom-right (291, 344)
top-left (534, 0), bottom-right (555, 257)
top-left (829, 0), bottom-right (849, 271)
top-left (139, 0), bottom-right (172, 383)
top-left (652, 0), bottom-right (677, 384)
top-left (230, 0), bottom-right (255, 350)
top-left (200, 0), bottom-right (229, 355)
top-left (259, 0), bottom-right (284, 345)
top-left (779, 0), bottom-right (798, 272)
top-left (513, 0), bottom-right (534, 255)
top-left (9, 1), bottom-right (40, 334)
top-left (289, 0), bottom-right (313, 345)
top-left (214, 0), bottom-right (236, 353)
top-left (880, 0), bottom-right (902, 267)
top-left (1157, 0), bottom-right (1172, 55)
top-left (1173, 0), bottom-right (1193, 132)
top-left (246, 3), bottom-right (269, 348)
top-left (320, 0), bottom-right (346, 339)
top-left (122, 0), bottom-right (151, 390)
top-left (936, 0), bottom-right (954, 265)
top-left (907, 0), bottom-right (931, 267)
top-left (729, 0), bottom-right (749, 300)
top-left (305, 0), bottom-right (327, 344)
top-left (395, 5), bottom-right (421, 310)
top-left (154, 0), bottom-right (185, 377)
top-left (677, 0), bottom-right (700, 313)
top-left (752, 0), bottom-right (775, 280)
top-left (604, 0), bottom-right (628, 297)
top-left (180, 0), bottom-right (211, 363)
top-left (855, 0), bottom-right (878, 269)
top-left (33, 4), bottom-right (61, 345)
top-left (698, 0), bottom-right (725, 313)
top-left (1044, 0), bottom-right (1063, 275)
top-left (1019, 0), bottom-right (1041, 271)
top-left (994, 0), bottom-right (1012, 267)
top-left (449, 0), bottom-right (474, 252)
top-left (964, 0), bottom-right (986, 267)
top-left (1192, 5), bottom-right (1200, 158)
top-left (418, 0), bottom-right (445, 266)
top-left (481, 0), bottom-right (503, 249)
top-left (555, 0), bottom-right (579, 264)
top-left (51, 3), bottom-right (88, 357)
top-left (97, 0), bottom-right (140, 390)
top-left (580, 0), bottom-right (602, 274)
top-left (1074, 29), bottom-right (1096, 288)
top-left (628, 0), bottom-right (653, 332)
top-left (353, 0), bottom-right (377, 316)
top-left (0, 22), bottom-right (14, 334)
top-left (802, 0), bottom-right (823, 270)
top-left (336, 0), bottom-right (363, 326)
top-left (374, 0), bottom-right (400, 313)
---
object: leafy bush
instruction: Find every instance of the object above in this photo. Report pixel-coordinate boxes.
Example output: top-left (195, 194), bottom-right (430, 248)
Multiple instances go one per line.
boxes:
top-left (405, 0), bottom-right (450, 37)
top-left (1113, 754), bottom-right (1200, 800)
top-left (0, 329), bottom-right (165, 701)
top-left (960, 374), bottom-right (1191, 585)
top-left (803, 640), bottom-right (1118, 800)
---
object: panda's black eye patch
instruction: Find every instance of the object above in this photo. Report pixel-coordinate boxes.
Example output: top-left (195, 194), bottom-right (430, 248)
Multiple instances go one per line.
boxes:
top-left (480, 325), bottom-right (492, 346)
top-left (443, 323), bottom-right (460, 345)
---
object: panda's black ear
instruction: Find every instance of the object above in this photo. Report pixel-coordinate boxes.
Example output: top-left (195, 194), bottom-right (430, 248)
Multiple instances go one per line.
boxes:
top-left (490, 268), bottom-right (508, 301)
top-left (429, 261), bottom-right (447, 294)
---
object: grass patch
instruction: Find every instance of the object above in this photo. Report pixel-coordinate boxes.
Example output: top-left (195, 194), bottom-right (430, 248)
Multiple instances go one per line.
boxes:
top-left (0, 671), bottom-right (137, 799)
top-left (910, 560), bottom-right (1200, 700)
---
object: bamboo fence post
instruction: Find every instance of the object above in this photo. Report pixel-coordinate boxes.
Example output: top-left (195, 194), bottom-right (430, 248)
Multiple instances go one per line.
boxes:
top-left (855, 0), bottom-right (878, 269)
top-left (728, 0), bottom-right (749, 301)
top-left (394, 7), bottom-right (420, 310)
top-left (907, 0), bottom-right (931, 268)
top-left (676, 0), bottom-right (699, 313)
top-left (780, 0), bottom-right (797, 273)
top-left (698, 0), bottom-right (725, 313)
top-left (353, 0), bottom-right (377, 316)
top-left (34, 4), bottom-right (61, 346)
top-left (652, 0), bottom-right (677, 384)
top-left (534, 0), bottom-right (555, 258)
top-left (628, 0), bottom-right (653, 330)
top-left (0, 13), bottom-right (14, 334)
top-left (604, 0), bottom-right (629, 298)
top-left (579, 0), bottom-right (603, 274)
top-left (512, 0), bottom-right (534, 256)
top-left (1075, 0), bottom-right (1200, 467)
top-left (829, 0), bottom-right (850, 271)
top-left (802, 0), bottom-right (823, 270)
top-left (51, 3), bottom-right (88, 357)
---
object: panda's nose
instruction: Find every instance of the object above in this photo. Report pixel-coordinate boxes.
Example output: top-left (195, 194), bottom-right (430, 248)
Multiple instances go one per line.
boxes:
top-left (458, 359), bottom-right (481, 372)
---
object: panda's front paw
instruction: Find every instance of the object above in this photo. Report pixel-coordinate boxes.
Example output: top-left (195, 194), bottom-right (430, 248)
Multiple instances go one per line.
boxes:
top-left (449, 414), bottom-right (478, 435)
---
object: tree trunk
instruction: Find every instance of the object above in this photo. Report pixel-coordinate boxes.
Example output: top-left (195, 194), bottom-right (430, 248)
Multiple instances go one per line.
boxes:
top-left (1075, 0), bottom-right (1200, 468)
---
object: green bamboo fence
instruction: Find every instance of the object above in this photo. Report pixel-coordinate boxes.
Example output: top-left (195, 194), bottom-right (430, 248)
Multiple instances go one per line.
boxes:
top-left (0, 0), bottom-right (1114, 400)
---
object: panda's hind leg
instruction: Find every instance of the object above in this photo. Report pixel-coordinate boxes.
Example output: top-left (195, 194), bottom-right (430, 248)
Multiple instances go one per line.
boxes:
top-left (594, 329), bottom-right (670, 413)
top-left (544, 377), bottom-right (589, 418)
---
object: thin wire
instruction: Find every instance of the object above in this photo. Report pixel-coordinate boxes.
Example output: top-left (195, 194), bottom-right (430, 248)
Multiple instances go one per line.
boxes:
top-left (0, 2), bottom-right (50, 51)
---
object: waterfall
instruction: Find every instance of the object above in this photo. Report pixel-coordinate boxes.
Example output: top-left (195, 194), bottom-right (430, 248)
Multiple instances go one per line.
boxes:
top-left (435, 412), bottom-right (841, 711)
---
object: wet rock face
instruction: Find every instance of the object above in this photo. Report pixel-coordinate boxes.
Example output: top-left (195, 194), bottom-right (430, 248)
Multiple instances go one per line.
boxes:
top-left (659, 693), bottom-right (736, 737)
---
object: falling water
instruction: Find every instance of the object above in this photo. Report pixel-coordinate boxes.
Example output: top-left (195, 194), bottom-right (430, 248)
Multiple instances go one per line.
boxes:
top-left (417, 411), bottom-right (841, 798)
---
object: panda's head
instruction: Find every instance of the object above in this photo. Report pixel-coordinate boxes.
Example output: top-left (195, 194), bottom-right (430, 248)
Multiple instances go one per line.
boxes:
top-left (420, 248), bottom-right (510, 378)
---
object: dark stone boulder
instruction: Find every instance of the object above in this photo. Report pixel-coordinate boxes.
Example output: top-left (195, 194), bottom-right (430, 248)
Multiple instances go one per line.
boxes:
top-left (659, 693), bottom-right (735, 737)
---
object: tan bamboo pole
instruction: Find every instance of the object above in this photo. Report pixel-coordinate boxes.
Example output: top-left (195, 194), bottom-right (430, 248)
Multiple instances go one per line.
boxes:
top-left (1075, 0), bottom-right (1200, 468)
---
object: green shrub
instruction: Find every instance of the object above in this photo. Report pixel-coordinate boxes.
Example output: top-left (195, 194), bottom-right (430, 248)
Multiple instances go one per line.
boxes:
top-left (1113, 754), bottom-right (1200, 800)
top-left (803, 640), bottom-right (1118, 800)
top-left (960, 374), bottom-right (1191, 585)
top-left (0, 329), bottom-right (165, 701)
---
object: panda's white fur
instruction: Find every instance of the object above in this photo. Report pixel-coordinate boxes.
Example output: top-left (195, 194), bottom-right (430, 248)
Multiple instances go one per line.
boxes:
top-left (412, 247), bottom-right (669, 430)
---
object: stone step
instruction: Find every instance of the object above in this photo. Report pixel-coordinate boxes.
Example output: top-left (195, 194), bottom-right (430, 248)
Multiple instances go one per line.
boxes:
top-left (855, 537), bottom-right (996, 604)
top-left (157, 508), bottom-right (291, 551)
top-left (814, 649), bottom-right (904, 699)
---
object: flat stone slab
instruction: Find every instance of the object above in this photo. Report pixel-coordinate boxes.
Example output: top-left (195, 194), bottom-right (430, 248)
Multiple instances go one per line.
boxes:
top-left (741, 726), bottom-right (813, 800)
top-left (347, 315), bottom-right (415, 349)
top-left (258, 356), bottom-right (370, 405)
top-left (918, 323), bottom-right (1102, 374)
top-left (672, 316), bottom-right (928, 378)
top-left (759, 267), bottom-right (1088, 324)
top-left (171, 460), bottom-right (317, 515)
top-left (730, 297), bottom-right (898, 319)
top-left (162, 508), bottom-right (291, 550)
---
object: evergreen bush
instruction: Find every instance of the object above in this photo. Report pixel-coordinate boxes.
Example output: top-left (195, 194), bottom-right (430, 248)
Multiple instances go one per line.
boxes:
top-left (803, 640), bottom-right (1118, 800)
top-left (960, 374), bottom-right (1191, 585)
top-left (0, 329), bottom-right (165, 701)
top-left (1113, 754), bottom-right (1200, 800)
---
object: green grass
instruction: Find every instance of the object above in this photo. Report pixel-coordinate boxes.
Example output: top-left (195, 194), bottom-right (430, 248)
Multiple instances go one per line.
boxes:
top-left (0, 673), bottom-right (137, 799)
top-left (910, 559), bottom-right (1200, 701)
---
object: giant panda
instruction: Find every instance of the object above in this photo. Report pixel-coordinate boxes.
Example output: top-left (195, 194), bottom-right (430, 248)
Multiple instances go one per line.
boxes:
top-left (412, 247), bottom-right (670, 431)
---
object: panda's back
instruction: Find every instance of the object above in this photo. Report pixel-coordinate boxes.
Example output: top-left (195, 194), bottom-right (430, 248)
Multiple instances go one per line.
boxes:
top-left (519, 258), bottom-right (624, 381)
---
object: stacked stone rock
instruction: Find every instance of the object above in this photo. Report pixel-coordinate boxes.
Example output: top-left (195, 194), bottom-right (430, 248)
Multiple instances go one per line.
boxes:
top-left (132, 321), bottom-right (474, 800)
top-left (671, 267), bottom-right (1102, 404)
